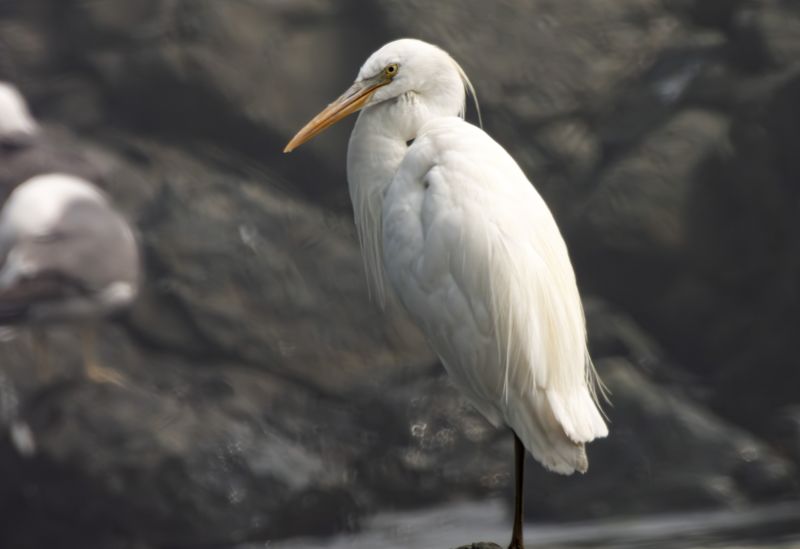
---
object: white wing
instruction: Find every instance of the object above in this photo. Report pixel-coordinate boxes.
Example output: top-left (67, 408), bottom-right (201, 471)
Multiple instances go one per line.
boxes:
top-left (382, 117), bottom-right (607, 474)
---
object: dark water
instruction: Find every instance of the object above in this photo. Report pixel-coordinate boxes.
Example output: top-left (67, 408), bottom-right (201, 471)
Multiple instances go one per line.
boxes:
top-left (262, 500), bottom-right (800, 549)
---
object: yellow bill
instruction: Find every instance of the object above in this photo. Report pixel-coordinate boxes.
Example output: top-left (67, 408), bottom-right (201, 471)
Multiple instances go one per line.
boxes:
top-left (284, 74), bottom-right (390, 153)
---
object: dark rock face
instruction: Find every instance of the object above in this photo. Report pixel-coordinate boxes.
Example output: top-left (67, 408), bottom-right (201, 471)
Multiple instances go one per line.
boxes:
top-left (0, 327), bottom-right (362, 548)
top-left (0, 0), bottom-right (798, 547)
top-left (526, 299), bottom-right (797, 520)
top-left (772, 407), bottom-right (800, 468)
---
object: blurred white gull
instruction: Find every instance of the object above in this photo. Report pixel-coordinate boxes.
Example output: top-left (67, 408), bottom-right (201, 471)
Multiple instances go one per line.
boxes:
top-left (0, 173), bottom-right (140, 384)
top-left (0, 82), bottom-right (38, 143)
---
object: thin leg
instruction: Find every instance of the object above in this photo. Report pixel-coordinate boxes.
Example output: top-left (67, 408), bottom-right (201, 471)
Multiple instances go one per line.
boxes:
top-left (509, 432), bottom-right (525, 549)
top-left (81, 324), bottom-right (126, 386)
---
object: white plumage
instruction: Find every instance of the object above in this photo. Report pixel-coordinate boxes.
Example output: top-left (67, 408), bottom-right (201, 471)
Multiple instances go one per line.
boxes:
top-left (0, 173), bottom-right (140, 320)
top-left (285, 38), bottom-right (607, 547)
top-left (0, 82), bottom-right (38, 139)
top-left (382, 116), bottom-right (606, 473)
top-left (0, 173), bottom-right (106, 241)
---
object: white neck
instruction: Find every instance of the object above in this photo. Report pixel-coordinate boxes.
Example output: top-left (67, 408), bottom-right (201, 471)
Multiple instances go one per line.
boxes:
top-left (346, 102), bottom-right (411, 304)
top-left (345, 66), bottom-right (468, 304)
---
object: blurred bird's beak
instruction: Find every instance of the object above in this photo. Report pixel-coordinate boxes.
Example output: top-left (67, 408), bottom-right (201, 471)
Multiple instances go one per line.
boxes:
top-left (284, 75), bottom-right (389, 153)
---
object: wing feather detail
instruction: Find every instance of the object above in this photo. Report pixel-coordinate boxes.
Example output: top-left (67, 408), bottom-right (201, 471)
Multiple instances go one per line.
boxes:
top-left (383, 117), bottom-right (607, 473)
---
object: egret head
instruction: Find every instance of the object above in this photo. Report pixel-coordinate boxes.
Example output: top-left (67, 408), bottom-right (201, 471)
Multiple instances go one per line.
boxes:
top-left (0, 82), bottom-right (38, 143)
top-left (284, 38), bottom-right (477, 152)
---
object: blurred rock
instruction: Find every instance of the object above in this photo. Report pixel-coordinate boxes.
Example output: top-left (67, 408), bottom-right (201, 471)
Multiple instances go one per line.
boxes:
top-left (353, 370), bottom-right (510, 509)
top-left (0, 326), bottom-right (361, 548)
top-left (770, 406), bottom-right (800, 468)
top-left (575, 109), bottom-right (729, 258)
top-left (583, 297), bottom-right (699, 390)
top-left (676, 70), bottom-right (800, 425)
top-left (0, 125), bottom-right (120, 201)
top-left (664, 0), bottom-right (747, 31)
top-left (738, 0), bottom-right (800, 68)
top-left (7, 0), bottom-right (385, 209)
top-left (116, 136), bottom-right (431, 393)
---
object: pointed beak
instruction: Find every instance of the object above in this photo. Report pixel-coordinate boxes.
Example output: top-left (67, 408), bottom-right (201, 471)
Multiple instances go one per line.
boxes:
top-left (284, 75), bottom-right (390, 153)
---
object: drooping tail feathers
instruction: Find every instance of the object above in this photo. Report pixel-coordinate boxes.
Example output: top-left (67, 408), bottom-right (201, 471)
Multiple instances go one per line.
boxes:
top-left (505, 385), bottom-right (607, 475)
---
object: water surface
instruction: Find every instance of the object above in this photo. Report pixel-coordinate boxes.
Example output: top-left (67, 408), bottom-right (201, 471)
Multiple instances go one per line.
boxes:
top-left (265, 499), bottom-right (800, 549)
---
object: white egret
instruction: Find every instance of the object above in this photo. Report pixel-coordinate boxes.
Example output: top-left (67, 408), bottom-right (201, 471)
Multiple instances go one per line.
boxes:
top-left (285, 39), bottom-right (607, 549)
top-left (0, 173), bottom-right (140, 384)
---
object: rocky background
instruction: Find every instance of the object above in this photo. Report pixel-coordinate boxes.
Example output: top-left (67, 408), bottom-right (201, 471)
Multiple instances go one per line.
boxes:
top-left (0, 0), bottom-right (799, 548)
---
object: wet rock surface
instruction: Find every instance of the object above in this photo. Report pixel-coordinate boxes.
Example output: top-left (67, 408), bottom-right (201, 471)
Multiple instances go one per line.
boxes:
top-left (0, 0), bottom-right (798, 547)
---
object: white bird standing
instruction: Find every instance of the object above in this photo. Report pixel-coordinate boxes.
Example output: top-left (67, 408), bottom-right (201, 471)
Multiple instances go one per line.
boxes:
top-left (285, 39), bottom-right (607, 549)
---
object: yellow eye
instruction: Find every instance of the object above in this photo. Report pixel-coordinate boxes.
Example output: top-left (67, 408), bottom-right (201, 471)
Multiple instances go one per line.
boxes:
top-left (384, 63), bottom-right (399, 78)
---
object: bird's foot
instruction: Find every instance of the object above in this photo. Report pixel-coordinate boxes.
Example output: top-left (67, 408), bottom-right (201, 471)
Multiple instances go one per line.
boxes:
top-left (85, 363), bottom-right (127, 387)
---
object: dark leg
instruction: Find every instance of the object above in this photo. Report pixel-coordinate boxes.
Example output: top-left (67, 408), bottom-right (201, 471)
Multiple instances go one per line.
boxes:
top-left (509, 432), bottom-right (525, 549)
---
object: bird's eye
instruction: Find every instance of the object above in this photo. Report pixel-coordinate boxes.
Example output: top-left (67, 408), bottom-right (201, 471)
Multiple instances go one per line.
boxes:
top-left (384, 63), bottom-right (399, 78)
